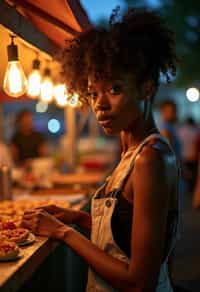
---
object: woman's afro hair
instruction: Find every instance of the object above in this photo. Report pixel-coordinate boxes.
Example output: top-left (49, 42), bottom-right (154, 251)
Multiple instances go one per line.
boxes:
top-left (60, 7), bottom-right (178, 104)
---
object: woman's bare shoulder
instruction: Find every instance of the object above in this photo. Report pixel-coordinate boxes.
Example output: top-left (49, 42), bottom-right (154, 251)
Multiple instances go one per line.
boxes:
top-left (135, 137), bottom-right (177, 169)
top-left (132, 138), bottom-right (178, 196)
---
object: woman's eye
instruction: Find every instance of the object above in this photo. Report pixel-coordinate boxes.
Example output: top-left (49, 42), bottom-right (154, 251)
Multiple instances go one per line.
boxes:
top-left (109, 85), bottom-right (122, 95)
top-left (88, 91), bottom-right (98, 100)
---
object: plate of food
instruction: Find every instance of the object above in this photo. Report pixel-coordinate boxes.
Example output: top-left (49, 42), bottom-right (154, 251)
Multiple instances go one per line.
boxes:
top-left (18, 232), bottom-right (35, 246)
top-left (0, 240), bottom-right (22, 262)
top-left (0, 228), bottom-right (34, 246)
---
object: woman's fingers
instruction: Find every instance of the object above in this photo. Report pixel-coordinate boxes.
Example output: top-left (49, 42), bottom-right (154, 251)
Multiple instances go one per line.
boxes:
top-left (22, 217), bottom-right (38, 232)
top-left (22, 209), bottom-right (62, 237)
top-left (22, 210), bottom-right (43, 231)
top-left (23, 210), bottom-right (40, 219)
top-left (34, 205), bottom-right (57, 215)
top-left (22, 219), bottom-right (33, 229)
top-left (23, 209), bottom-right (36, 215)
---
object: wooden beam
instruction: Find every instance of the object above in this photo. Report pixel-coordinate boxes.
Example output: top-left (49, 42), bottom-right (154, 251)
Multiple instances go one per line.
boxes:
top-left (0, 0), bottom-right (58, 56)
top-left (11, 0), bottom-right (79, 36)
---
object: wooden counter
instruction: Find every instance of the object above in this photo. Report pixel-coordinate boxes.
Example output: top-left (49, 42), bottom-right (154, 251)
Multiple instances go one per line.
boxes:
top-left (0, 172), bottom-right (98, 292)
top-left (0, 236), bottom-right (58, 292)
top-left (0, 195), bottom-right (89, 292)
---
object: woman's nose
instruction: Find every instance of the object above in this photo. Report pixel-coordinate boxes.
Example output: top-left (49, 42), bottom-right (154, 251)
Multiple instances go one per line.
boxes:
top-left (94, 92), bottom-right (110, 111)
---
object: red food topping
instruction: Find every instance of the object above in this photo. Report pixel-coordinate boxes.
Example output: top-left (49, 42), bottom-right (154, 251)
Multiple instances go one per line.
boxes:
top-left (2, 221), bottom-right (17, 230)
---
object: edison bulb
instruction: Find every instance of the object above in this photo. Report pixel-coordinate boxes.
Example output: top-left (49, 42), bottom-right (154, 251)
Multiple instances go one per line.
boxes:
top-left (54, 84), bottom-right (68, 107)
top-left (40, 76), bottom-right (54, 103)
top-left (3, 61), bottom-right (27, 97)
top-left (27, 70), bottom-right (41, 97)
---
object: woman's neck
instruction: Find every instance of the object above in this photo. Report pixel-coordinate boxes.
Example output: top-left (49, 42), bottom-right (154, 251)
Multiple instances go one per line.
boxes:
top-left (120, 113), bottom-right (158, 153)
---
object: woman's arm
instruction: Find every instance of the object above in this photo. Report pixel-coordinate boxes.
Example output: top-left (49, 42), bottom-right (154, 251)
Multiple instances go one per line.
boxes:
top-left (54, 146), bottom-right (174, 291)
top-left (74, 210), bottom-right (92, 231)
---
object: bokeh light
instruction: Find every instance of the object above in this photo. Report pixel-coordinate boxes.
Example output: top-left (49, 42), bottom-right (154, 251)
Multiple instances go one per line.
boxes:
top-left (186, 87), bottom-right (199, 102)
top-left (48, 119), bottom-right (60, 133)
top-left (36, 101), bottom-right (48, 113)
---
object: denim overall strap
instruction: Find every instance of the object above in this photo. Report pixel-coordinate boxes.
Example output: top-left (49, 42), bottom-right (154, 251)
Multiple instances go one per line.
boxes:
top-left (113, 133), bottom-right (171, 192)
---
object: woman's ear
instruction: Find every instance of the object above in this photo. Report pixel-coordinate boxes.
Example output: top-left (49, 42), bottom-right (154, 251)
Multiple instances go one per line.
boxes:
top-left (141, 80), bottom-right (155, 100)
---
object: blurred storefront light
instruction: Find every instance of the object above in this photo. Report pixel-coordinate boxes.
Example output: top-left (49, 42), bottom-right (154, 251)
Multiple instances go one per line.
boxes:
top-left (186, 87), bottom-right (199, 102)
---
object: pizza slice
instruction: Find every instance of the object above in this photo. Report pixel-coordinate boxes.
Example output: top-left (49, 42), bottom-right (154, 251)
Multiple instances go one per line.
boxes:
top-left (0, 240), bottom-right (20, 261)
top-left (0, 228), bottom-right (30, 244)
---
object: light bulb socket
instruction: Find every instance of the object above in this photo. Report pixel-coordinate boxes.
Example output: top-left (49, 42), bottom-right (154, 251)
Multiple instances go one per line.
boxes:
top-left (32, 59), bottom-right (40, 70)
top-left (7, 43), bottom-right (18, 61)
top-left (44, 67), bottom-right (51, 76)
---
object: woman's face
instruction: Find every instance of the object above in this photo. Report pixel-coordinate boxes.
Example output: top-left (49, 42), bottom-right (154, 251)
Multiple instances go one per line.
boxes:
top-left (88, 74), bottom-right (145, 135)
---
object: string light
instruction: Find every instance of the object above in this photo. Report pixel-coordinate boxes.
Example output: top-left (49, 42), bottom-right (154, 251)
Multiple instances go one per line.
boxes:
top-left (3, 35), bottom-right (83, 110)
top-left (3, 35), bottom-right (27, 97)
top-left (40, 66), bottom-right (54, 103)
top-left (27, 58), bottom-right (41, 98)
top-left (54, 83), bottom-right (68, 107)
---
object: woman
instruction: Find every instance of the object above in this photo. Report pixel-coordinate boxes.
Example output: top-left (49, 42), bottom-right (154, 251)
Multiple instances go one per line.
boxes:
top-left (22, 8), bottom-right (179, 291)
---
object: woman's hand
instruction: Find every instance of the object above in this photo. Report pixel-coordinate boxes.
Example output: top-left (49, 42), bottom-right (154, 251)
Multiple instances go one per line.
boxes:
top-left (22, 209), bottom-right (71, 239)
top-left (34, 204), bottom-right (92, 231)
top-left (35, 204), bottom-right (77, 225)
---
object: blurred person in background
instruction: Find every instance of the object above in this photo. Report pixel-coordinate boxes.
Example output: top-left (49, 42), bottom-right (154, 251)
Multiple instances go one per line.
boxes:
top-left (178, 117), bottom-right (199, 193)
top-left (159, 100), bottom-right (182, 161)
top-left (0, 141), bottom-right (13, 168)
top-left (192, 129), bottom-right (200, 208)
top-left (10, 109), bottom-right (48, 166)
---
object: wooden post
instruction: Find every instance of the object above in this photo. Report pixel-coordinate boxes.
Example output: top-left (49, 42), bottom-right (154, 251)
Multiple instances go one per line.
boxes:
top-left (89, 113), bottom-right (99, 138)
top-left (0, 104), bottom-right (4, 142)
top-left (64, 106), bottom-right (77, 171)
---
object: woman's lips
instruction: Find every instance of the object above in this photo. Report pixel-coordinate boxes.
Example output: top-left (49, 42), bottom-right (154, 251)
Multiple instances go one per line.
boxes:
top-left (97, 114), bottom-right (115, 127)
top-left (98, 119), bottom-right (113, 126)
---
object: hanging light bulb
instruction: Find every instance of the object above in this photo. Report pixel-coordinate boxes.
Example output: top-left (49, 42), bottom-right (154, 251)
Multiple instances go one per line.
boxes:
top-left (40, 66), bottom-right (54, 103)
top-left (3, 35), bottom-right (27, 97)
top-left (54, 83), bottom-right (68, 107)
top-left (27, 58), bottom-right (41, 98)
top-left (68, 93), bottom-right (81, 108)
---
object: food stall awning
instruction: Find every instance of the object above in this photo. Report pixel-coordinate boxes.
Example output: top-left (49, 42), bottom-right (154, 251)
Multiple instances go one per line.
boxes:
top-left (1, 0), bottom-right (92, 54)
top-left (6, 0), bottom-right (91, 48)
top-left (0, 0), bottom-right (92, 98)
